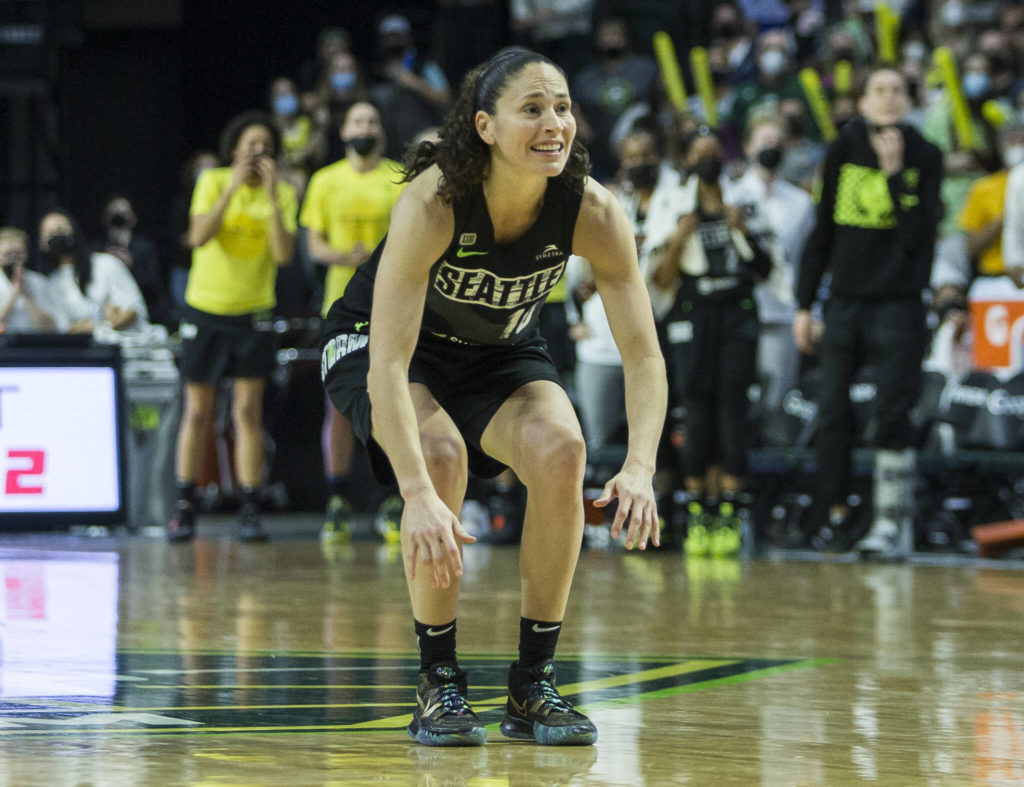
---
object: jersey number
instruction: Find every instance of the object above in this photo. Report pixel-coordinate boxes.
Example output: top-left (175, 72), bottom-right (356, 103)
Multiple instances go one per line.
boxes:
top-left (500, 303), bottom-right (541, 340)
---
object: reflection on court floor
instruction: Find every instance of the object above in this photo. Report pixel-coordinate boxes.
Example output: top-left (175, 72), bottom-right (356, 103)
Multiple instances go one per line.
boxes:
top-left (0, 650), bottom-right (823, 735)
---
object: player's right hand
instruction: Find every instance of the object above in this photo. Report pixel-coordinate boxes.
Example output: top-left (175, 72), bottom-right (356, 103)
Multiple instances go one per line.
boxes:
top-left (402, 489), bottom-right (476, 589)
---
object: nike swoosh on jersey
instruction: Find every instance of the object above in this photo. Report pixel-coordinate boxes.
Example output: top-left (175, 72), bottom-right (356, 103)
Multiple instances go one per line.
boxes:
top-left (456, 248), bottom-right (488, 258)
top-left (425, 624), bottom-right (455, 637)
top-left (354, 321), bottom-right (368, 331)
top-left (531, 623), bottom-right (561, 633)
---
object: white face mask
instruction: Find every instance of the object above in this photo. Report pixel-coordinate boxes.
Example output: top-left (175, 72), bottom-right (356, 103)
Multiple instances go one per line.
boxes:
top-left (902, 41), bottom-right (926, 63)
top-left (759, 49), bottom-right (787, 77)
top-left (1004, 144), bottom-right (1024, 169)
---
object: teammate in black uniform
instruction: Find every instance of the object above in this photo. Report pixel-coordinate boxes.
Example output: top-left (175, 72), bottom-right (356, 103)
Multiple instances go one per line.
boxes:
top-left (320, 48), bottom-right (667, 746)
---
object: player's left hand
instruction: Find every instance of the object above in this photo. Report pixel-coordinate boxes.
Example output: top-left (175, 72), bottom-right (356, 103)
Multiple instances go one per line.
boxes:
top-left (593, 463), bottom-right (660, 551)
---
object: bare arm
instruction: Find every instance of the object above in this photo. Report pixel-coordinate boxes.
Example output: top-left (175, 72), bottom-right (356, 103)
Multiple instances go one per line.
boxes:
top-left (574, 179), bottom-right (668, 550)
top-left (256, 157), bottom-right (296, 264)
top-left (308, 229), bottom-right (370, 268)
top-left (188, 160), bottom-right (248, 248)
top-left (366, 167), bottom-right (472, 586)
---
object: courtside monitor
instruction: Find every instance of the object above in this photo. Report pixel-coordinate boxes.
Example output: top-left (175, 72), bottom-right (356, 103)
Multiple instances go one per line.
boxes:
top-left (0, 341), bottom-right (126, 529)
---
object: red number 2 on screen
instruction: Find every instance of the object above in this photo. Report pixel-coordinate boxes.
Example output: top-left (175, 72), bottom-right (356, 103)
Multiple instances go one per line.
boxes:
top-left (5, 450), bottom-right (45, 494)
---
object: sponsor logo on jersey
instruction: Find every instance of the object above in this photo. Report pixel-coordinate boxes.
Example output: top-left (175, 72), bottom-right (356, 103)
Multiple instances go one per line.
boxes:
top-left (459, 233), bottom-right (477, 245)
top-left (320, 333), bottom-right (369, 380)
top-left (456, 247), bottom-right (488, 258)
top-left (535, 244), bottom-right (562, 260)
top-left (433, 260), bottom-right (566, 309)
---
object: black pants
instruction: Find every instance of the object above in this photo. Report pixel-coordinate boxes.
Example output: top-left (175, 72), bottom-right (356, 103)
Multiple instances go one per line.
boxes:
top-left (815, 296), bottom-right (927, 507)
top-left (667, 297), bottom-right (758, 479)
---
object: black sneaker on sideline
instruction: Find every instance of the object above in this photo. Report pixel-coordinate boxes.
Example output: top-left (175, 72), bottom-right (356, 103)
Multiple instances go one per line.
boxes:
top-left (500, 659), bottom-right (597, 745)
top-left (408, 663), bottom-right (486, 747)
top-left (167, 501), bottom-right (196, 543)
top-left (237, 503), bottom-right (269, 542)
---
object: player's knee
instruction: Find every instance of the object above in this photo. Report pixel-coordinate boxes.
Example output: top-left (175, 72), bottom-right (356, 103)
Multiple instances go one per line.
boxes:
top-left (232, 399), bottom-right (263, 431)
top-left (182, 400), bottom-right (213, 433)
top-left (421, 433), bottom-right (467, 486)
top-left (523, 422), bottom-right (586, 485)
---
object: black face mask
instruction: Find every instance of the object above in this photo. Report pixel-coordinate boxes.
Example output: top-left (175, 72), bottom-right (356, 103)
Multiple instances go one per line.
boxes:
top-left (627, 163), bottom-right (659, 189)
top-left (108, 213), bottom-right (130, 229)
top-left (46, 233), bottom-right (75, 256)
top-left (348, 136), bottom-right (377, 156)
top-left (784, 115), bottom-right (804, 138)
top-left (756, 147), bottom-right (783, 170)
top-left (600, 46), bottom-right (625, 60)
top-left (693, 157), bottom-right (723, 184)
top-left (715, 23), bottom-right (739, 39)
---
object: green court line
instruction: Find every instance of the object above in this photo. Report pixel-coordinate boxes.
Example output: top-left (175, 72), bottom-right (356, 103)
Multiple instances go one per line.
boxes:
top-left (578, 658), bottom-right (838, 709)
top-left (0, 657), bottom-right (836, 738)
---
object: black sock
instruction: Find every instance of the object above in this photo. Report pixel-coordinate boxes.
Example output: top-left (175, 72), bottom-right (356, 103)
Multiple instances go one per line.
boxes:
top-left (176, 481), bottom-right (197, 508)
top-left (326, 475), bottom-right (350, 499)
top-left (518, 617), bottom-right (561, 668)
top-left (240, 485), bottom-right (261, 510)
top-left (414, 619), bottom-right (457, 672)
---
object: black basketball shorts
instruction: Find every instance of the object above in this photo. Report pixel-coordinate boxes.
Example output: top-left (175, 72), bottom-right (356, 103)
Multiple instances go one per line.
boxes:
top-left (321, 320), bottom-right (563, 482)
top-left (179, 306), bottom-right (277, 384)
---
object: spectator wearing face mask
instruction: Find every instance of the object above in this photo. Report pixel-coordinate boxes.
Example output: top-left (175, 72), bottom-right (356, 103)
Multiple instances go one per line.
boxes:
top-left (646, 129), bottom-right (772, 559)
top-left (709, 1), bottom-right (757, 85)
top-left (923, 52), bottom-right (1009, 234)
top-left (296, 27), bottom-right (352, 94)
top-left (731, 116), bottom-right (815, 415)
top-left (301, 101), bottom-right (406, 544)
top-left (958, 122), bottom-right (1024, 284)
top-left (316, 51), bottom-right (369, 165)
top-left (729, 29), bottom-right (814, 143)
top-left (572, 17), bottom-right (658, 182)
top-left (40, 209), bottom-right (148, 335)
top-left (269, 76), bottom-right (325, 175)
top-left (0, 226), bottom-right (56, 333)
top-left (98, 195), bottom-right (168, 327)
top-left (775, 98), bottom-right (825, 193)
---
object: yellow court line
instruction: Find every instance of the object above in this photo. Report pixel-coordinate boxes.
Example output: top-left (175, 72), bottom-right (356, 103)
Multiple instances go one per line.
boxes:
top-left (342, 659), bottom-right (738, 730)
top-left (105, 702), bottom-right (504, 712)
top-left (138, 684), bottom-right (508, 691)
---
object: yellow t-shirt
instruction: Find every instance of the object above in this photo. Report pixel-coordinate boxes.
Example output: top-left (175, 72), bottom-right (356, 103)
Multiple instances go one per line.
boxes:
top-left (958, 169), bottom-right (1008, 276)
top-left (300, 158), bottom-right (405, 315)
top-left (186, 168), bottom-right (299, 315)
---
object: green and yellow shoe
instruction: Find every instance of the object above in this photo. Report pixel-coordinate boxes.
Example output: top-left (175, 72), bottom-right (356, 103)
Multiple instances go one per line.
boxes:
top-left (321, 495), bottom-right (352, 544)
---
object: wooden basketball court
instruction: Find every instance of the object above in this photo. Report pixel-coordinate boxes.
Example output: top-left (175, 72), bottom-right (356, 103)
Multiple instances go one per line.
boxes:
top-left (1, 517), bottom-right (1023, 785)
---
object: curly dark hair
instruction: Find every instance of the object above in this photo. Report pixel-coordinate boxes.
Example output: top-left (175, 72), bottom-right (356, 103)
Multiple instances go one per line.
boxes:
top-left (402, 47), bottom-right (590, 203)
top-left (218, 110), bottom-right (282, 165)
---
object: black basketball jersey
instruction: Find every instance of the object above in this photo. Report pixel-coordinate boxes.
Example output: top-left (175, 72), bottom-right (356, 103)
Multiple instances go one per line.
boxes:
top-left (324, 175), bottom-right (583, 346)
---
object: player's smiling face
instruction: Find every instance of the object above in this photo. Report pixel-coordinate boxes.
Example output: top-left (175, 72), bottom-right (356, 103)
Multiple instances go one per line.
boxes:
top-left (477, 62), bottom-right (576, 177)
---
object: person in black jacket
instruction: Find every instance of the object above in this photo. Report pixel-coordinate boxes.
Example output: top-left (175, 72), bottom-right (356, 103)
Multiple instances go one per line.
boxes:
top-left (793, 64), bottom-right (943, 560)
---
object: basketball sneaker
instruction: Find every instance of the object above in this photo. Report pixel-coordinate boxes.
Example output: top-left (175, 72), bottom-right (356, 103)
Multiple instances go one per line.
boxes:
top-left (237, 503), bottom-right (269, 542)
top-left (408, 663), bottom-right (487, 747)
top-left (321, 495), bottom-right (352, 544)
top-left (500, 659), bottom-right (597, 746)
top-left (166, 501), bottom-right (196, 543)
top-left (855, 517), bottom-right (912, 562)
top-left (375, 495), bottom-right (403, 544)
top-left (683, 501), bottom-right (712, 557)
top-left (709, 500), bottom-right (742, 558)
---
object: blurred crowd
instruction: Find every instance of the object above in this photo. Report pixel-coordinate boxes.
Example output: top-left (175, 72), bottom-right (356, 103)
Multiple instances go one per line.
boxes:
top-left (4, 1), bottom-right (1024, 553)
